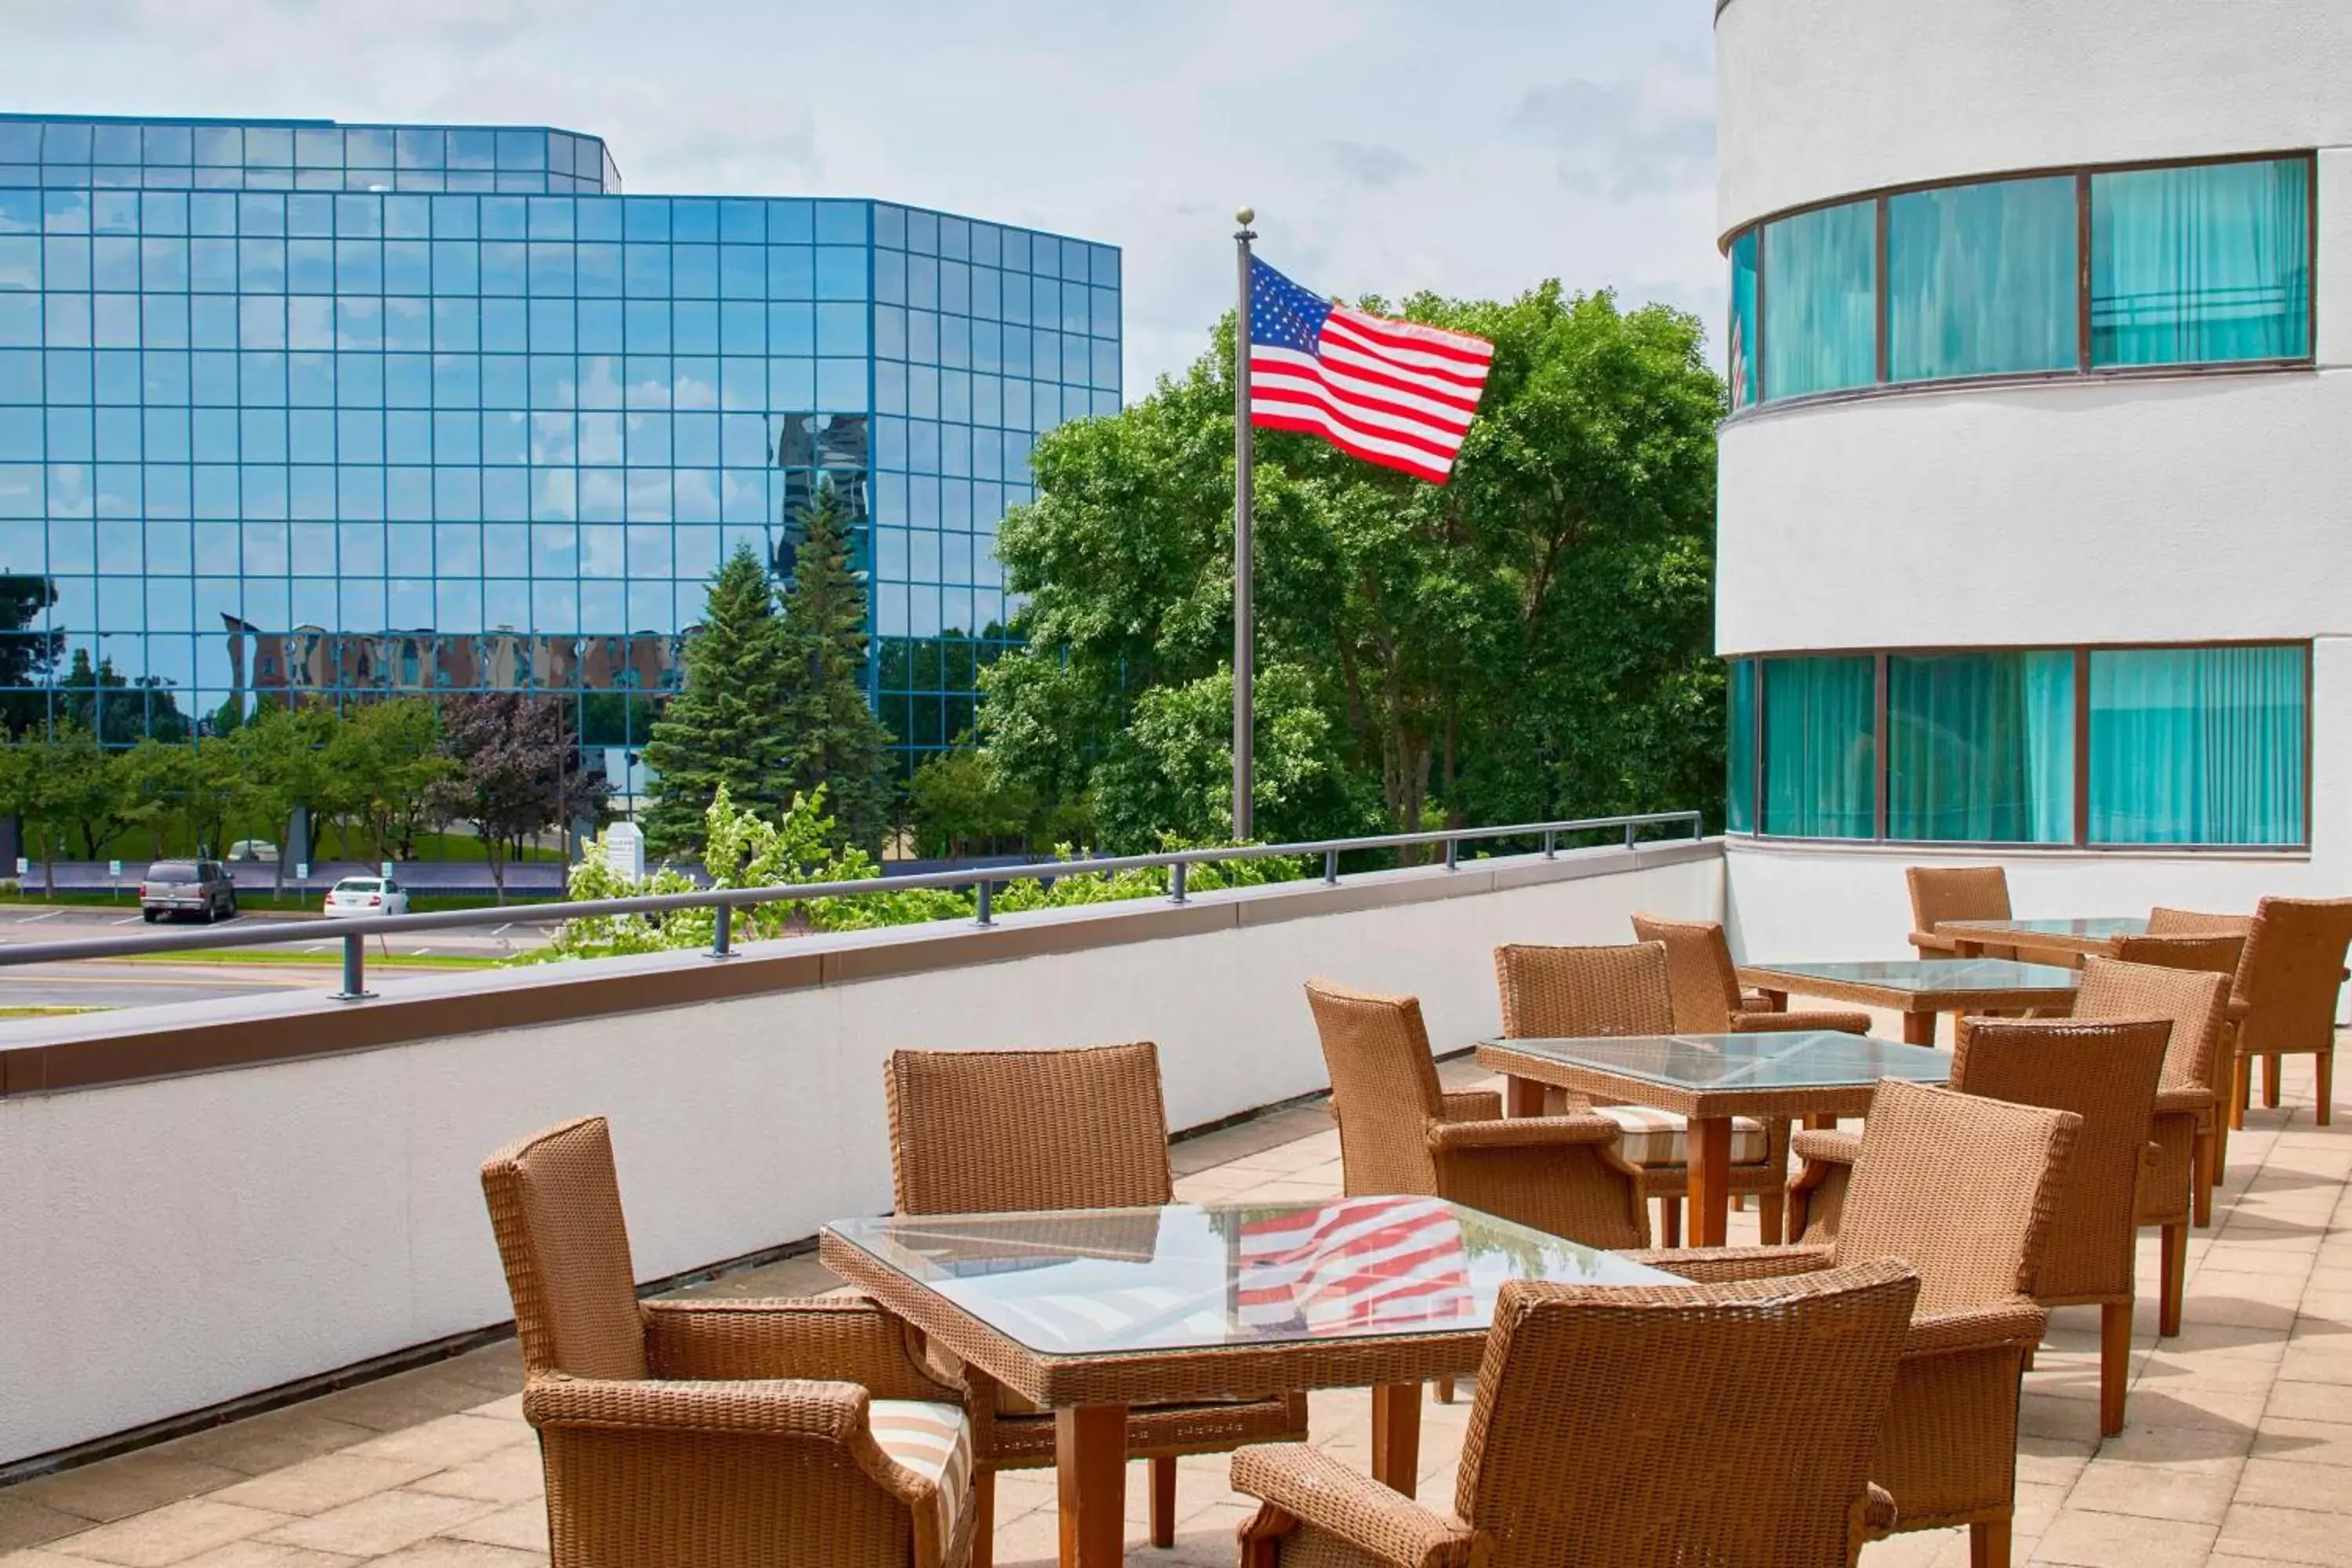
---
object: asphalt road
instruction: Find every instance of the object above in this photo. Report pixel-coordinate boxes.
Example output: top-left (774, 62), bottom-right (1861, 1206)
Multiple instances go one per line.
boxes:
top-left (0, 904), bottom-right (557, 1014)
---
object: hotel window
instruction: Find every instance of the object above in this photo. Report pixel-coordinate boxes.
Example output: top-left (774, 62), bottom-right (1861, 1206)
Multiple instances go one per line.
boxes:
top-left (2091, 158), bottom-right (2310, 367)
top-left (1734, 154), bottom-right (2312, 405)
top-left (1731, 643), bottom-right (2307, 848)
top-left (2088, 644), bottom-right (2306, 846)
top-left (1760, 200), bottom-right (1875, 400)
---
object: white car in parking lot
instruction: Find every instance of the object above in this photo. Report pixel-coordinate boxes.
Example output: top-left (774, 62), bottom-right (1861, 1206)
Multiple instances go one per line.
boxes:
top-left (322, 877), bottom-right (411, 917)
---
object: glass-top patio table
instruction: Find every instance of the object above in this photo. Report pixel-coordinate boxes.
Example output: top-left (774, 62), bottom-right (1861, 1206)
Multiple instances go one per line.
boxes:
top-left (821, 1198), bottom-right (1681, 1566)
top-left (1735, 957), bottom-right (2081, 1047)
top-left (1937, 916), bottom-right (2150, 964)
top-left (1473, 1031), bottom-right (1950, 1248)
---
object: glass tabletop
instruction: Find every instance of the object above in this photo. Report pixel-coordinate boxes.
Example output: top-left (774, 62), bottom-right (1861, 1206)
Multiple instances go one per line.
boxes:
top-left (1942, 916), bottom-right (2149, 939)
top-left (1747, 957), bottom-right (2082, 993)
top-left (1479, 1031), bottom-right (1951, 1092)
top-left (824, 1200), bottom-right (1682, 1356)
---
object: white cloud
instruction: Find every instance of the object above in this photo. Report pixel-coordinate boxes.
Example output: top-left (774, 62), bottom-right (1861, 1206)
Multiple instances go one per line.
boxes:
top-left (0, 0), bottom-right (1724, 390)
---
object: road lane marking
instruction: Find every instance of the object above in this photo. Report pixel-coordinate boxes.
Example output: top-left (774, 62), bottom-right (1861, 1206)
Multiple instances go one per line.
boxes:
top-left (111, 916), bottom-right (143, 925)
top-left (15, 910), bottom-right (62, 923)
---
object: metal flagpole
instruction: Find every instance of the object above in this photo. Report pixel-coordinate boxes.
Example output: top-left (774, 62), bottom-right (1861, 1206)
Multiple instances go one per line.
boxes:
top-left (1232, 206), bottom-right (1257, 842)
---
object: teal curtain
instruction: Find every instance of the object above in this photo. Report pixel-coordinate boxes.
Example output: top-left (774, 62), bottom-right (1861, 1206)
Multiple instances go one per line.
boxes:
top-left (1728, 230), bottom-right (1759, 409)
top-left (1762, 656), bottom-right (1875, 837)
top-left (1762, 201), bottom-right (1876, 399)
top-left (1726, 658), bottom-right (1756, 832)
top-left (2091, 158), bottom-right (2310, 366)
top-left (1888, 176), bottom-right (2077, 381)
top-left (2089, 646), bottom-right (2306, 844)
top-left (1887, 652), bottom-right (2074, 842)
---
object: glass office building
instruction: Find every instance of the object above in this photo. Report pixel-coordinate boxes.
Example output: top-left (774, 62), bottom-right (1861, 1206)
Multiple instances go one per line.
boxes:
top-left (0, 114), bottom-right (1122, 788)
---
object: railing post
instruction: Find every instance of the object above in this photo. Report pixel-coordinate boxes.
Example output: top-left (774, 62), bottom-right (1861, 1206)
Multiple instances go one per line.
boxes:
top-left (333, 931), bottom-right (373, 1001)
top-left (975, 878), bottom-right (994, 927)
top-left (1542, 829), bottom-right (1556, 859)
top-left (711, 902), bottom-right (734, 958)
top-left (1323, 848), bottom-right (1339, 885)
top-left (1170, 862), bottom-right (1189, 905)
top-left (1624, 820), bottom-right (1637, 850)
top-left (1444, 837), bottom-right (1458, 872)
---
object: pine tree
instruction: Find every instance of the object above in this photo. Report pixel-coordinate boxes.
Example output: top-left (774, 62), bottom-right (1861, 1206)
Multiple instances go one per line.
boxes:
top-left (641, 546), bottom-right (793, 855)
top-left (776, 480), bottom-right (896, 853)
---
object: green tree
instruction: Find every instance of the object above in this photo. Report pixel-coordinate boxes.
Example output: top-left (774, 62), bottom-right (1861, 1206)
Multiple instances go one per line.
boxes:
top-left (0, 575), bottom-right (63, 739)
top-left (775, 479), bottom-right (895, 854)
top-left (321, 697), bottom-right (452, 862)
top-left (114, 738), bottom-right (201, 858)
top-left (982, 282), bottom-right (1725, 848)
top-left (230, 702), bottom-right (336, 895)
top-left (640, 546), bottom-right (793, 856)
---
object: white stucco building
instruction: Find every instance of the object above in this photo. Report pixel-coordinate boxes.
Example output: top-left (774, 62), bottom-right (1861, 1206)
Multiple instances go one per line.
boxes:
top-left (1714, 0), bottom-right (2352, 956)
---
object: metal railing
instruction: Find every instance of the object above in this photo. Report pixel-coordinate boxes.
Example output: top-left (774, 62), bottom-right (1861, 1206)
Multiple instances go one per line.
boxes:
top-left (0, 811), bottom-right (1704, 1000)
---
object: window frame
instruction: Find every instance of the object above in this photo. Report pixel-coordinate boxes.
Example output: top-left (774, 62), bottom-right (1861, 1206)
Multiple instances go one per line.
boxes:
top-left (1727, 639), bottom-right (2312, 851)
top-left (1726, 150), bottom-right (2318, 416)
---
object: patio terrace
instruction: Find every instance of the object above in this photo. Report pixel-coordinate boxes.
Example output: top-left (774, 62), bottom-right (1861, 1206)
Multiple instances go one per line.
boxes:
top-left (1, 1038), bottom-right (2344, 1568)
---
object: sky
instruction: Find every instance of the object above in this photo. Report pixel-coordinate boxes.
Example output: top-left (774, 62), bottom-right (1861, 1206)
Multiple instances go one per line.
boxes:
top-left (1, 0), bottom-right (1723, 397)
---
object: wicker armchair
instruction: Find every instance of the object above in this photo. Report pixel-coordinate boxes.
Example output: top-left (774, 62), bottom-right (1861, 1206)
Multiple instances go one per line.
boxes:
top-left (1494, 941), bottom-right (1792, 1244)
top-left (2111, 930), bottom-right (2245, 1186)
top-left (1304, 979), bottom-right (1648, 1249)
top-left (1232, 1259), bottom-right (1922, 1568)
top-left (1631, 913), bottom-right (1875, 1036)
top-left (1791, 1018), bottom-right (2167, 1437)
top-left (2074, 956), bottom-right (2231, 1336)
top-left (1671, 1080), bottom-right (2078, 1568)
top-left (883, 1044), bottom-right (1307, 1562)
top-left (481, 1116), bottom-right (977, 1568)
top-left (1906, 866), bottom-right (2015, 960)
top-left (2227, 898), bottom-right (2352, 1127)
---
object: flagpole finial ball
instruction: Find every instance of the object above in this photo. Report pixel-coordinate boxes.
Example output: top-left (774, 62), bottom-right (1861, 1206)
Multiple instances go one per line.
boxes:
top-left (1236, 205), bottom-right (1254, 227)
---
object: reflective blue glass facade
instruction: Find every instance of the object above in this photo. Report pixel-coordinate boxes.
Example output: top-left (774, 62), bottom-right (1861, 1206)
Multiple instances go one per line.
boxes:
top-left (0, 115), bottom-right (1122, 784)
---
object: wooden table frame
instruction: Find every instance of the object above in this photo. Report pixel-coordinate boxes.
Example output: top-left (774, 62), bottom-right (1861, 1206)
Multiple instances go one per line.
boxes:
top-left (1937, 918), bottom-right (2147, 967)
top-left (819, 1231), bottom-right (1495, 1568)
top-left (1735, 962), bottom-right (2078, 1049)
top-left (1475, 1038), bottom-right (1944, 1249)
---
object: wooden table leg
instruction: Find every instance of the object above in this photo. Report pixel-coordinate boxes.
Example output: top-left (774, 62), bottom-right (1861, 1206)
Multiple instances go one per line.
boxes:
top-left (1504, 1073), bottom-right (1545, 1118)
top-left (1805, 1113), bottom-right (1839, 1131)
top-left (1903, 1010), bottom-right (1938, 1047)
top-left (1370, 1383), bottom-right (1422, 1498)
top-left (1955, 940), bottom-right (1982, 958)
top-left (1686, 1116), bottom-right (1733, 1248)
top-left (1761, 989), bottom-right (1788, 1011)
top-left (1055, 1406), bottom-right (1127, 1568)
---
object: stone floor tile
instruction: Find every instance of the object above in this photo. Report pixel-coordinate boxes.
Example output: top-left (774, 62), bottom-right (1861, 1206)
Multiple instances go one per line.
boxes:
top-left (2263, 1380), bottom-right (2352, 1425)
top-left (45, 1500), bottom-right (291, 1568)
top-left (2060, 1457), bottom-right (2240, 1524)
top-left (2250, 1417), bottom-right (2352, 1467)
top-left (0, 1499), bottom-right (91, 1555)
top-left (336, 1422), bottom-right (524, 1473)
top-left (208, 1457), bottom-right (442, 1519)
top-left (171, 1546), bottom-right (362, 1568)
top-left (430, 1501), bottom-right (545, 1555)
top-left (395, 1448), bottom-right (540, 1511)
top-left (144, 1414), bottom-right (379, 1483)
top-left (2212, 1501), bottom-right (2352, 1565)
top-left (257, 1494), bottom-right (495, 1559)
top-left (362, 1543), bottom-right (543, 1568)
top-left (9, 1457), bottom-right (249, 1530)
top-left (2233, 1454), bottom-right (2352, 1512)
top-left (0, 1553), bottom-right (107, 1568)
top-left (293, 1378), bottom-right (491, 1441)
top-left (2031, 1508), bottom-right (2217, 1568)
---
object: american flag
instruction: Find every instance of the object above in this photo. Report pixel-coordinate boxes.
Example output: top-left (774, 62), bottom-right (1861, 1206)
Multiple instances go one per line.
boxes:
top-left (1247, 257), bottom-right (1494, 485)
top-left (1235, 1196), bottom-right (1474, 1335)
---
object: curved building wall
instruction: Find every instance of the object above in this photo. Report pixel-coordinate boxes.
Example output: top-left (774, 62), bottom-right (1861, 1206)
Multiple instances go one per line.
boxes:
top-left (1713, 2), bottom-right (2352, 964)
top-left (1717, 0), bottom-right (2352, 234)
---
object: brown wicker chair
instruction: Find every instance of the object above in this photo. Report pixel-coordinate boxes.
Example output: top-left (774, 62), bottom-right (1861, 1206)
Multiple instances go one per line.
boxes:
top-left (2227, 898), bottom-right (2352, 1127)
top-left (1906, 866), bottom-right (2015, 960)
top-left (481, 1116), bottom-right (977, 1568)
top-left (1304, 979), bottom-right (1648, 1249)
top-left (1791, 1018), bottom-right (2168, 1437)
top-left (1232, 1259), bottom-right (1922, 1568)
top-left (1494, 941), bottom-right (1792, 1244)
top-left (1671, 1080), bottom-right (2079, 1568)
top-left (2074, 956), bottom-right (2231, 1336)
top-left (1631, 913), bottom-right (1875, 1036)
top-left (883, 1044), bottom-right (1307, 1562)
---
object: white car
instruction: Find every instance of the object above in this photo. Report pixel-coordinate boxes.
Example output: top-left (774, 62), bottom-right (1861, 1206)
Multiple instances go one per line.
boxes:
top-left (322, 877), bottom-right (411, 917)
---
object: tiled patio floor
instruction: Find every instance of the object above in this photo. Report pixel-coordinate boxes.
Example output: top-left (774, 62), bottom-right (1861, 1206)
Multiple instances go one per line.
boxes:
top-left (2, 1048), bottom-right (2347, 1567)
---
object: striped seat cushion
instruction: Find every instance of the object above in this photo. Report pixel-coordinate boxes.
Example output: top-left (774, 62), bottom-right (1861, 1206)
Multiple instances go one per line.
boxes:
top-left (869, 1399), bottom-right (971, 1554)
top-left (1592, 1105), bottom-right (1769, 1167)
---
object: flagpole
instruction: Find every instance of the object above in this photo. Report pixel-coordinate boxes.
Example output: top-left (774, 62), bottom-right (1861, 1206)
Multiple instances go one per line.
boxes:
top-left (1232, 205), bottom-right (1257, 842)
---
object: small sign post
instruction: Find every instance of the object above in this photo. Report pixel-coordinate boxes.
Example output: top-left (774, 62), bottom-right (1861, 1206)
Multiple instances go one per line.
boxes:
top-left (606, 822), bottom-right (645, 885)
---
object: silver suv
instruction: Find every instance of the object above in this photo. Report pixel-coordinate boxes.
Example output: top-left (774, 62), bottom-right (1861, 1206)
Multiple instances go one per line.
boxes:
top-left (140, 859), bottom-right (238, 923)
